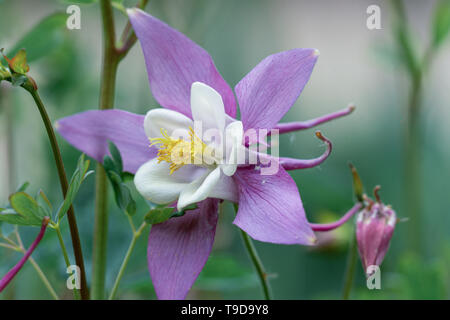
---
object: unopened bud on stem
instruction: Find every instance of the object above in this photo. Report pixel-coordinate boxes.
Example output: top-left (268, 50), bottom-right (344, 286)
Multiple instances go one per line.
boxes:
top-left (356, 189), bottom-right (397, 276)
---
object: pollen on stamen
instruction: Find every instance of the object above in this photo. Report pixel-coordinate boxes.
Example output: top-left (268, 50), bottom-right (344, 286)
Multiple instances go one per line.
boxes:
top-left (149, 127), bottom-right (209, 174)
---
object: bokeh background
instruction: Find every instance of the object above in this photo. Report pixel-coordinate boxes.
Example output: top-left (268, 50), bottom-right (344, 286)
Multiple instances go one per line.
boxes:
top-left (0, 0), bottom-right (449, 299)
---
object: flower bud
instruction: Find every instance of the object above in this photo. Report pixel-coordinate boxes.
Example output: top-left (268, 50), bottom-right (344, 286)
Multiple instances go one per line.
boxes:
top-left (0, 61), bottom-right (11, 81)
top-left (356, 199), bottom-right (397, 276)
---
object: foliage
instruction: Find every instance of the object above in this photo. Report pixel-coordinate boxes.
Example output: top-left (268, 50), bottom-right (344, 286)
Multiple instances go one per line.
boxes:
top-left (0, 155), bottom-right (92, 227)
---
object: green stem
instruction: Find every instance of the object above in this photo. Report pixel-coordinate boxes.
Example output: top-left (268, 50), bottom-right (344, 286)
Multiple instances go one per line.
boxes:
top-left (54, 225), bottom-right (80, 300)
top-left (108, 222), bottom-right (147, 300)
top-left (390, 0), bottom-right (432, 255)
top-left (92, 0), bottom-right (119, 300)
top-left (54, 225), bottom-right (71, 268)
top-left (27, 90), bottom-right (89, 299)
top-left (28, 257), bottom-right (59, 300)
top-left (0, 242), bottom-right (17, 250)
top-left (92, 0), bottom-right (150, 299)
top-left (92, 165), bottom-right (110, 299)
top-left (404, 74), bottom-right (423, 253)
top-left (342, 235), bottom-right (358, 300)
top-left (233, 204), bottom-right (272, 300)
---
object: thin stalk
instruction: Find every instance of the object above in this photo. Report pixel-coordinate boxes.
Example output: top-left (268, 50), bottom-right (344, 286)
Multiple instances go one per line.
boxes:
top-left (92, 0), bottom-right (149, 299)
top-left (27, 90), bottom-right (88, 299)
top-left (92, 0), bottom-right (119, 300)
top-left (53, 225), bottom-right (80, 300)
top-left (117, 0), bottom-right (149, 59)
top-left (1, 236), bottom-right (17, 248)
top-left (1, 234), bottom-right (59, 300)
top-left (0, 243), bottom-right (17, 251)
top-left (54, 226), bottom-right (71, 268)
top-left (390, 0), bottom-right (427, 254)
top-left (342, 235), bottom-right (358, 300)
top-left (404, 74), bottom-right (422, 252)
top-left (234, 204), bottom-right (272, 300)
top-left (0, 218), bottom-right (49, 293)
top-left (108, 222), bottom-right (147, 300)
top-left (27, 257), bottom-right (59, 300)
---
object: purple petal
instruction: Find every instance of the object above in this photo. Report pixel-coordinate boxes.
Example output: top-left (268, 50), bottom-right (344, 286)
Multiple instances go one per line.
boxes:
top-left (0, 218), bottom-right (49, 292)
top-left (309, 203), bottom-right (362, 232)
top-left (358, 216), bottom-right (385, 272)
top-left (279, 131), bottom-right (332, 171)
top-left (235, 48), bottom-right (318, 131)
top-left (56, 109), bottom-right (156, 174)
top-left (128, 9), bottom-right (236, 118)
top-left (147, 199), bottom-right (219, 300)
top-left (274, 105), bottom-right (355, 134)
top-left (233, 166), bottom-right (316, 245)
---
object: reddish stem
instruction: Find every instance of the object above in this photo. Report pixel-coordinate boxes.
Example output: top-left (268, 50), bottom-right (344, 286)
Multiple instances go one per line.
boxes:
top-left (0, 217), bottom-right (50, 292)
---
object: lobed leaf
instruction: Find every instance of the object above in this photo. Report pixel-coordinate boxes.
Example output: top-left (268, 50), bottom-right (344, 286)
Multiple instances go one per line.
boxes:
top-left (56, 154), bottom-right (93, 220)
top-left (104, 141), bottom-right (137, 216)
top-left (0, 193), bottom-right (42, 226)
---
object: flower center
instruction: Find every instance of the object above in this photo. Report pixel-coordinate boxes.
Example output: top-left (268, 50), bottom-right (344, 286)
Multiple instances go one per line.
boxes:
top-left (150, 127), bottom-right (214, 174)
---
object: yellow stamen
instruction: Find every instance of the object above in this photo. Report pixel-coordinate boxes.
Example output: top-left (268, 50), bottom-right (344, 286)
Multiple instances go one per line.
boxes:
top-left (150, 127), bottom-right (211, 174)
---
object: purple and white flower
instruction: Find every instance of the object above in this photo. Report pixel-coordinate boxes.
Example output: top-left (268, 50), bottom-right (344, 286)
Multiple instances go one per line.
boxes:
top-left (56, 8), bottom-right (354, 299)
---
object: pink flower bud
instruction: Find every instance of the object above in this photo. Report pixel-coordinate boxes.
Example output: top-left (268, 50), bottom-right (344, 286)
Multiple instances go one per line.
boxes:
top-left (356, 201), bottom-right (396, 276)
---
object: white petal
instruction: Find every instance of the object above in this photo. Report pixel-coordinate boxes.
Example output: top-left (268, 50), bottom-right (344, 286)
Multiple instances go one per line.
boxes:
top-left (177, 167), bottom-right (222, 211)
top-left (209, 173), bottom-right (238, 203)
top-left (144, 108), bottom-right (193, 139)
top-left (190, 82), bottom-right (226, 133)
top-left (134, 158), bottom-right (205, 205)
top-left (221, 121), bottom-right (244, 176)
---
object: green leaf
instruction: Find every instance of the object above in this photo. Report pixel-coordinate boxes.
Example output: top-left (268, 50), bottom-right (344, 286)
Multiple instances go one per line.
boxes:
top-left (56, 154), bottom-right (92, 220)
top-left (121, 172), bottom-right (135, 182)
top-left (2, 49), bottom-right (30, 74)
top-left (9, 13), bottom-right (68, 63)
top-left (170, 203), bottom-right (198, 218)
top-left (432, 0), bottom-right (450, 48)
top-left (103, 142), bottom-right (136, 216)
top-left (16, 182), bottom-right (30, 193)
top-left (36, 190), bottom-right (53, 218)
top-left (0, 192), bottom-right (42, 226)
top-left (144, 207), bottom-right (175, 225)
top-left (108, 141), bottom-right (123, 174)
top-left (144, 204), bottom-right (199, 225)
top-left (103, 156), bottom-right (118, 175)
top-left (10, 193), bottom-right (42, 222)
top-left (349, 163), bottom-right (364, 202)
top-left (107, 170), bottom-right (136, 216)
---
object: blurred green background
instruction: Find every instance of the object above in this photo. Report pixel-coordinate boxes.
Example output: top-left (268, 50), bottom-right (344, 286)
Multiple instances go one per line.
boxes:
top-left (0, 0), bottom-right (449, 299)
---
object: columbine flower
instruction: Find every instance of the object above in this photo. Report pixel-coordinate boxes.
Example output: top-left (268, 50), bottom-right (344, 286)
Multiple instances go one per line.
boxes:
top-left (56, 8), bottom-right (354, 299)
top-left (356, 187), bottom-right (397, 276)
